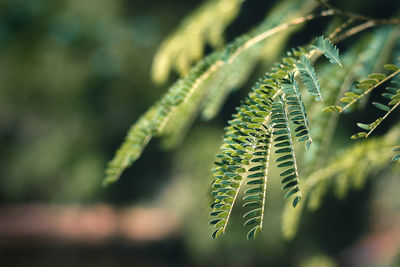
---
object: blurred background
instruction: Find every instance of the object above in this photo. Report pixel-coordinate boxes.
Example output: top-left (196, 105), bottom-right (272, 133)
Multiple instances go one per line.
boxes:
top-left (0, 0), bottom-right (399, 266)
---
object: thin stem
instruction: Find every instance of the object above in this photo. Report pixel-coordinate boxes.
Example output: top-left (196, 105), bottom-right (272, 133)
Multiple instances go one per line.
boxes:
top-left (157, 60), bottom-right (224, 133)
top-left (317, 0), bottom-right (400, 24)
top-left (366, 102), bottom-right (400, 138)
top-left (340, 69), bottom-right (400, 113)
top-left (327, 18), bottom-right (355, 40)
top-left (332, 20), bottom-right (376, 44)
top-left (228, 9), bottom-right (335, 64)
top-left (260, 132), bottom-right (272, 230)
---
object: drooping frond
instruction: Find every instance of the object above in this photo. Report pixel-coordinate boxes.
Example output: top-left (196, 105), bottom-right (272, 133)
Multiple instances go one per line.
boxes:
top-left (106, 0), bottom-right (326, 185)
top-left (104, 105), bottom-right (158, 186)
top-left (201, 0), bottom-right (320, 120)
top-left (312, 36), bottom-right (342, 66)
top-left (296, 55), bottom-right (323, 101)
top-left (242, 128), bottom-right (273, 239)
top-left (209, 77), bottom-right (277, 239)
top-left (310, 27), bottom-right (396, 172)
top-left (281, 73), bottom-right (313, 149)
top-left (105, 53), bottom-right (221, 185)
top-left (271, 99), bottom-right (302, 207)
top-left (151, 0), bottom-right (243, 83)
top-left (209, 32), bottom-right (345, 238)
top-left (103, 0), bottom-right (400, 244)
top-left (281, 127), bottom-right (400, 239)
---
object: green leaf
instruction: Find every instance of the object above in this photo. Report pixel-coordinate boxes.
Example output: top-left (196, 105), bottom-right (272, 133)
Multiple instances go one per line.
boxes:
top-left (243, 208), bottom-right (261, 219)
top-left (351, 132), bottom-right (367, 139)
top-left (323, 105), bottom-right (342, 112)
top-left (243, 194), bottom-right (262, 201)
top-left (292, 196), bottom-right (301, 208)
top-left (392, 154), bottom-right (400, 162)
top-left (345, 92), bottom-right (360, 98)
top-left (340, 97), bottom-right (354, 103)
top-left (209, 219), bottom-right (222, 225)
top-left (244, 217), bottom-right (260, 226)
top-left (277, 161), bottom-right (294, 168)
top-left (284, 187), bottom-right (300, 198)
top-left (384, 64), bottom-right (399, 72)
top-left (357, 123), bottom-right (371, 131)
top-left (359, 78), bottom-right (378, 85)
top-left (312, 36), bottom-right (342, 66)
top-left (211, 227), bottom-right (224, 239)
top-left (368, 73), bottom-right (386, 81)
top-left (280, 168), bottom-right (295, 176)
top-left (372, 102), bottom-right (390, 112)
top-left (245, 187), bottom-right (263, 194)
top-left (296, 55), bottom-right (323, 101)
top-left (246, 225), bottom-right (260, 240)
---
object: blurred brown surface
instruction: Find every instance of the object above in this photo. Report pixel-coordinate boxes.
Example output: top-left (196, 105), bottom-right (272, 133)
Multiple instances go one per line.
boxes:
top-left (0, 204), bottom-right (180, 245)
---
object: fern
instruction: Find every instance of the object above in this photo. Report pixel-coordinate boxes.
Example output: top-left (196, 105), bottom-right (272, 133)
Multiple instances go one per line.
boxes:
top-left (351, 79), bottom-right (400, 139)
top-left (296, 55), bottom-right (323, 101)
top-left (282, 127), bottom-right (400, 239)
top-left (209, 37), bottom-right (342, 238)
top-left (281, 73), bottom-right (313, 148)
top-left (105, 0), bottom-right (400, 242)
top-left (325, 59), bottom-right (400, 114)
top-left (312, 36), bottom-right (342, 66)
top-left (271, 98), bottom-right (302, 207)
top-left (151, 0), bottom-right (243, 83)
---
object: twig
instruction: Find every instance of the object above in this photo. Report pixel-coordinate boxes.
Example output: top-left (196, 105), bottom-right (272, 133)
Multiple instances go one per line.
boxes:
top-left (228, 9), bottom-right (335, 63)
top-left (317, 0), bottom-right (400, 24)
top-left (340, 69), bottom-right (400, 113)
top-left (366, 102), bottom-right (400, 138)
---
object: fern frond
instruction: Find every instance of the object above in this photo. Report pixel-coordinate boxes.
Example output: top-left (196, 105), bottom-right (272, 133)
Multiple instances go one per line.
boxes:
top-left (282, 127), bottom-right (400, 239)
top-left (104, 53), bottom-right (222, 184)
top-left (327, 60), bottom-right (400, 114)
top-left (104, 105), bottom-right (158, 186)
top-left (272, 98), bottom-right (302, 207)
top-left (351, 78), bottom-right (400, 139)
top-left (281, 73), bottom-right (313, 149)
top-left (209, 77), bottom-right (278, 238)
top-left (242, 127), bottom-right (273, 239)
top-left (296, 55), bottom-right (323, 101)
top-left (202, 0), bottom-right (321, 120)
top-left (312, 36), bottom-right (342, 66)
top-left (312, 27), bottom-right (397, 174)
top-left (151, 0), bottom-right (243, 83)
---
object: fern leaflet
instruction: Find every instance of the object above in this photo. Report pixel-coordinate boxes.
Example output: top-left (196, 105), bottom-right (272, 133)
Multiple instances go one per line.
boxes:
top-left (312, 36), bottom-right (342, 66)
top-left (281, 73), bottom-right (313, 149)
top-left (296, 55), bottom-right (323, 101)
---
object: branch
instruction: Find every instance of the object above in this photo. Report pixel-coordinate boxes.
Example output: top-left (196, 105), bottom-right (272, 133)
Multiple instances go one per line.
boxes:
top-left (340, 69), bottom-right (400, 113)
top-left (366, 102), bottom-right (400, 138)
top-left (317, 0), bottom-right (400, 24)
top-left (228, 9), bottom-right (335, 63)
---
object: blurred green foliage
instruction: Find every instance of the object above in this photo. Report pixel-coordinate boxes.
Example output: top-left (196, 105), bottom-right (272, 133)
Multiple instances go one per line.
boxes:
top-left (0, 0), bottom-right (399, 266)
top-left (0, 0), bottom-right (200, 203)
